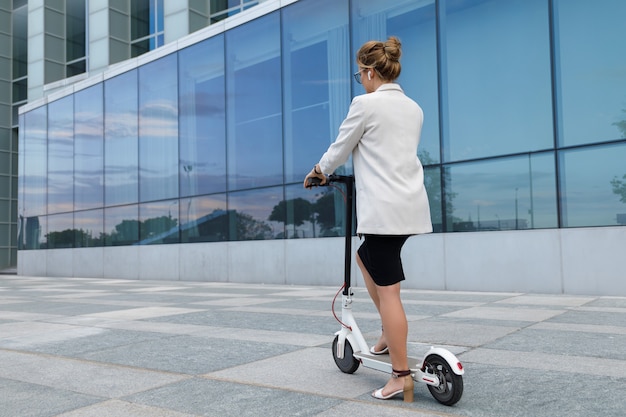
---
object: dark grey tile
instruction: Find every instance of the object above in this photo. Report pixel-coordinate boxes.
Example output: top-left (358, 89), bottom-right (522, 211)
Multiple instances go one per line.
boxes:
top-left (123, 377), bottom-right (340, 417)
top-left (77, 335), bottom-right (300, 374)
top-left (0, 377), bottom-right (102, 417)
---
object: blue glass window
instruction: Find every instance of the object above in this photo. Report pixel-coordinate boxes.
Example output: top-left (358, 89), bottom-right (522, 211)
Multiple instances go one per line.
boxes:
top-left (180, 194), bottom-right (228, 242)
top-left (74, 84), bottom-right (104, 211)
top-left (282, 0), bottom-right (349, 183)
top-left (228, 187), bottom-right (284, 241)
top-left (225, 12), bottom-right (283, 190)
top-left (178, 35), bottom-right (227, 196)
top-left (130, 0), bottom-right (164, 57)
top-left (139, 199), bottom-right (179, 244)
top-left (47, 96), bottom-right (74, 214)
top-left (352, 0), bottom-right (440, 164)
top-left (104, 205), bottom-right (139, 246)
top-left (560, 143), bottom-right (626, 227)
top-left (424, 166), bottom-right (443, 232)
top-left (443, 0), bottom-right (553, 162)
top-left (74, 209), bottom-right (103, 247)
top-left (139, 53), bottom-right (179, 202)
top-left (20, 106), bottom-right (46, 249)
top-left (17, 115), bottom-right (25, 249)
top-left (445, 153), bottom-right (557, 231)
top-left (554, 0), bottom-right (626, 146)
top-left (105, 70), bottom-right (139, 206)
top-left (46, 212), bottom-right (74, 249)
top-left (22, 106), bottom-right (47, 219)
top-left (284, 183), bottom-right (344, 239)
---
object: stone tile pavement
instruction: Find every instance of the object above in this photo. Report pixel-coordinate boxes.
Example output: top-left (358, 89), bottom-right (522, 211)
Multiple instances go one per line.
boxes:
top-left (0, 275), bottom-right (625, 417)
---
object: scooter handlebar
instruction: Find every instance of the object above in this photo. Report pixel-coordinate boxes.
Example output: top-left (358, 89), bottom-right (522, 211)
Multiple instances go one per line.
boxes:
top-left (306, 174), bottom-right (352, 188)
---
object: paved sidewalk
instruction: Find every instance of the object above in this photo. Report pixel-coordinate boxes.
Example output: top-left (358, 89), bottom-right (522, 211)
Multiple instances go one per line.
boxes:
top-left (1, 275), bottom-right (625, 417)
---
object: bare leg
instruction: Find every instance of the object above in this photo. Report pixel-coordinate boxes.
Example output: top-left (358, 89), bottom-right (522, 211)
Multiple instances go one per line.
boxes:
top-left (358, 253), bottom-right (412, 399)
top-left (356, 253), bottom-right (386, 351)
top-left (377, 283), bottom-right (410, 395)
top-left (356, 252), bottom-right (380, 311)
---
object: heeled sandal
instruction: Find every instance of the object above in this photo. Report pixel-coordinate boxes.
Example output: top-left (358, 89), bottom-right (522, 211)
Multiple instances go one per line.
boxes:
top-left (370, 327), bottom-right (389, 355)
top-left (369, 345), bottom-right (389, 355)
top-left (371, 369), bottom-right (414, 403)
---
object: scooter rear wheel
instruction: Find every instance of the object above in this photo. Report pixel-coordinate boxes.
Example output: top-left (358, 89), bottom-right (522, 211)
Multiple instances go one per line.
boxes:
top-left (424, 354), bottom-right (463, 406)
top-left (332, 335), bottom-right (360, 374)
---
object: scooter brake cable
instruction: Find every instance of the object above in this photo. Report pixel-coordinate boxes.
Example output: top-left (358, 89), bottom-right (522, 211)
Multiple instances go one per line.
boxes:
top-left (331, 283), bottom-right (352, 330)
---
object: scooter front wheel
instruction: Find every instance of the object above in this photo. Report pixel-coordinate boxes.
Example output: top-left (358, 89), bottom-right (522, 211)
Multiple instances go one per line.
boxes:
top-left (332, 335), bottom-right (360, 374)
top-left (424, 354), bottom-right (463, 406)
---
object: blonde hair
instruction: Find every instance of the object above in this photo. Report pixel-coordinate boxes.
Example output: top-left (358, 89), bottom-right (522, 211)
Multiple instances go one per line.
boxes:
top-left (356, 36), bottom-right (402, 81)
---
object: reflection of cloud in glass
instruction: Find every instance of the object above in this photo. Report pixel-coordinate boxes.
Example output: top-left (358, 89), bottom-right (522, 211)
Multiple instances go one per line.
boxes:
top-left (105, 113), bottom-right (138, 137)
top-left (231, 189), bottom-right (282, 221)
top-left (75, 113), bottom-right (103, 138)
top-left (140, 100), bottom-right (178, 137)
top-left (74, 211), bottom-right (103, 230)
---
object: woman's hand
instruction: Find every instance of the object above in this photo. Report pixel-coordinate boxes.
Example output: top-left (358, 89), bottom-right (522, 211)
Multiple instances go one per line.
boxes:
top-left (304, 164), bottom-right (327, 188)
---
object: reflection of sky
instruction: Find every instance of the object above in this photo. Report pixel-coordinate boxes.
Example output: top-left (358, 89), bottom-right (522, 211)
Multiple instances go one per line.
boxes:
top-left (74, 210), bottom-right (103, 233)
top-left (75, 86), bottom-right (104, 210)
top-left (21, 106), bottom-right (48, 217)
top-left (18, 0), bottom-right (626, 236)
top-left (138, 52), bottom-right (179, 199)
top-left (229, 187), bottom-right (283, 233)
top-left (180, 195), bottom-right (227, 225)
top-left (46, 213), bottom-right (73, 234)
top-left (445, 0), bottom-right (553, 162)
top-left (561, 143), bottom-right (626, 226)
top-left (140, 200), bottom-right (179, 219)
top-left (138, 57), bottom-right (179, 202)
top-left (448, 153), bottom-right (558, 228)
top-left (388, 1), bottom-right (440, 164)
top-left (557, 0), bottom-right (626, 145)
top-left (105, 205), bottom-right (138, 235)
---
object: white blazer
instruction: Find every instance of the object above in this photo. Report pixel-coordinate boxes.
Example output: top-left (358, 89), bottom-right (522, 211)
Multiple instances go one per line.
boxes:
top-left (318, 83), bottom-right (432, 235)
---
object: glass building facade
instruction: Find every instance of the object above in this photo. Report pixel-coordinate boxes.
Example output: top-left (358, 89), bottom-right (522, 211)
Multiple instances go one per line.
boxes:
top-left (17, 0), bottom-right (626, 253)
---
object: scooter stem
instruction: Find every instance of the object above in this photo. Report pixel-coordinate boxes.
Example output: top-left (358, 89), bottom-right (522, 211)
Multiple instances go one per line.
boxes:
top-left (340, 292), bottom-right (371, 354)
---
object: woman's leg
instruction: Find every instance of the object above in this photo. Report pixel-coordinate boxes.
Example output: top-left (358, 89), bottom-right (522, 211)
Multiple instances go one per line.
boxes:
top-left (356, 252), bottom-right (386, 351)
top-left (376, 282), bottom-right (410, 395)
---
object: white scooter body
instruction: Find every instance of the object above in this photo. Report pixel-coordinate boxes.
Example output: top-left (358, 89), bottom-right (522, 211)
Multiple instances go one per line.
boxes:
top-left (308, 175), bottom-right (464, 406)
top-left (334, 292), bottom-right (464, 389)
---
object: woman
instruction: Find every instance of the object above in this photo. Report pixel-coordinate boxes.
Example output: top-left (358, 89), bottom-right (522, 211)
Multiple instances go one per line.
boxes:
top-left (304, 36), bottom-right (432, 402)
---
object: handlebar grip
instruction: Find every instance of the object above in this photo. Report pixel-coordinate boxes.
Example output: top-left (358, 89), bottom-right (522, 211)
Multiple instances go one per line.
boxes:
top-left (306, 177), bottom-right (325, 187)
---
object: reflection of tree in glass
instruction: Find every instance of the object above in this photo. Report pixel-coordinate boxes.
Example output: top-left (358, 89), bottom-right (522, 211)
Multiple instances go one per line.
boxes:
top-left (611, 111), bottom-right (626, 205)
top-left (268, 190), bottom-right (341, 239)
top-left (140, 215), bottom-right (177, 239)
top-left (111, 220), bottom-right (140, 244)
top-left (419, 150), bottom-right (457, 232)
top-left (45, 228), bottom-right (103, 248)
top-left (313, 192), bottom-right (340, 236)
top-left (268, 198), bottom-right (313, 238)
top-left (611, 175), bottom-right (626, 203)
top-left (233, 211), bottom-right (273, 240)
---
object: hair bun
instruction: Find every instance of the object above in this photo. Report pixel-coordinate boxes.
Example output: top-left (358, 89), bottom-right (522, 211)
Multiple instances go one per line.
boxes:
top-left (384, 36), bottom-right (402, 62)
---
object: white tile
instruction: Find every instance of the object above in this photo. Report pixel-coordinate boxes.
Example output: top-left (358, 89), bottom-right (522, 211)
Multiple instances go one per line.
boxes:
top-left (460, 348), bottom-right (626, 378)
top-left (442, 306), bottom-right (564, 322)
top-left (205, 347), bottom-right (380, 398)
top-left (85, 306), bottom-right (203, 320)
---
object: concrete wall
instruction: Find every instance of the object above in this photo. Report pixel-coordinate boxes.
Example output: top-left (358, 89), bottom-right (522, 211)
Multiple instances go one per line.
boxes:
top-left (17, 226), bottom-right (626, 296)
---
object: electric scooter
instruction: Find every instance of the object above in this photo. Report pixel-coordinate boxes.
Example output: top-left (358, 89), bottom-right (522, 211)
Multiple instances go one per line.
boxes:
top-left (307, 174), bottom-right (464, 406)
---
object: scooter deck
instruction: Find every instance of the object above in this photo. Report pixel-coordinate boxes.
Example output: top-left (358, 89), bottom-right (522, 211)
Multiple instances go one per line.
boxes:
top-left (353, 351), bottom-right (422, 374)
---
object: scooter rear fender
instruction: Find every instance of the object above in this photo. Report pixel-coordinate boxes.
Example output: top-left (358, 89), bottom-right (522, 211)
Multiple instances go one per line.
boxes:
top-left (424, 347), bottom-right (465, 376)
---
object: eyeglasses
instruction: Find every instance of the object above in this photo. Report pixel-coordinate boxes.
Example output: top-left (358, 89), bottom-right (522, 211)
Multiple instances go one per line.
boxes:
top-left (353, 69), bottom-right (363, 84)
